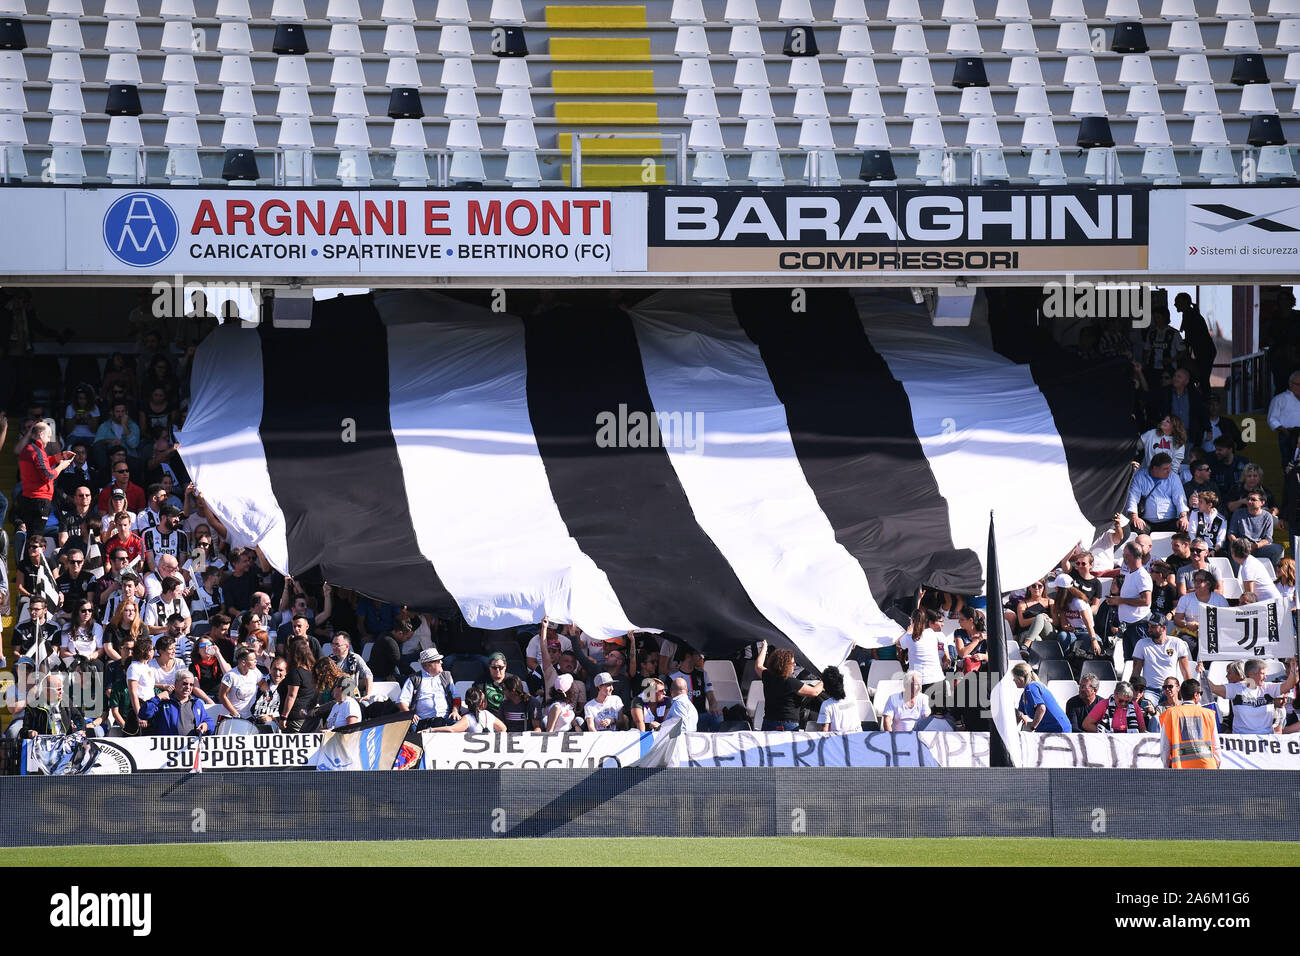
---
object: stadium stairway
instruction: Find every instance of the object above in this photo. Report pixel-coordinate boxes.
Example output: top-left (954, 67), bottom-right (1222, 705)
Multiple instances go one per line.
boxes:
top-left (547, 3), bottom-right (668, 185)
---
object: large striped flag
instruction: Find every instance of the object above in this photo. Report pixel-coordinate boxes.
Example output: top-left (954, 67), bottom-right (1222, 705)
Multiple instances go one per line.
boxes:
top-left (177, 287), bottom-right (1133, 670)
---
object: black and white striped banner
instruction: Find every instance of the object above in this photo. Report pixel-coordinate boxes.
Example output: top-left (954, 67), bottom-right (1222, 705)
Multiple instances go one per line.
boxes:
top-left (178, 288), bottom-right (1132, 668)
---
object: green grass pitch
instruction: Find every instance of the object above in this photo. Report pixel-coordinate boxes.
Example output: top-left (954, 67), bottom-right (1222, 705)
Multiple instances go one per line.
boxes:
top-left (1, 838), bottom-right (1297, 866)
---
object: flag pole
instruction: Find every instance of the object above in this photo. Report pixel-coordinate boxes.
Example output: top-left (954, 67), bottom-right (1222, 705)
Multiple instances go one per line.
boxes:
top-left (985, 511), bottom-right (1014, 768)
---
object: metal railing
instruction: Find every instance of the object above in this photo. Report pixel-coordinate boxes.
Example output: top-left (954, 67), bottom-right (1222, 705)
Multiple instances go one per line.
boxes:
top-left (569, 132), bottom-right (687, 188)
top-left (1228, 348), bottom-right (1272, 414)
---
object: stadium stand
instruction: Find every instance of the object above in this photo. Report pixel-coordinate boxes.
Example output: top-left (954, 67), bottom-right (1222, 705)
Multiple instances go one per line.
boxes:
top-left (0, 0), bottom-right (1293, 186)
top-left (0, 2), bottom-right (1297, 767)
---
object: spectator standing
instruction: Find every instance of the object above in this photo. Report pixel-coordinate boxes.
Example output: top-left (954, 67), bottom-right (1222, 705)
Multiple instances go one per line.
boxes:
top-left (191, 637), bottom-right (230, 700)
top-left (668, 646), bottom-right (723, 732)
top-left (126, 638), bottom-right (156, 723)
top-left (15, 421), bottom-right (75, 555)
top-left (754, 642), bottom-right (822, 731)
top-left (1130, 617), bottom-right (1195, 687)
top-left (218, 648), bottom-right (262, 721)
top-left (1109, 542), bottom-right (1153, 659)
top-left (664, 677), bottom-right (698, 732)
top-left (1183, 462), bottom-right (1220, 506)
top-left (1173, 294), bottom-right (1216, 395)
top-left (1153, 368), bottom-right (1207, 448)
top-left (1012, 662), bottom-right (1070, 733)
top-left (1159, 678), bottom-right (1221, 769)
top-left (1208, 436), bottom-right (1250, 498)
top-left (1267, 371), bottom-right (1300, 465)
top-left (898, 608), bottom-right (951, 690)
top-left (279, 637), bottom-right (319, 732)
top-left (1203, 657), bottom-right (1299, 735)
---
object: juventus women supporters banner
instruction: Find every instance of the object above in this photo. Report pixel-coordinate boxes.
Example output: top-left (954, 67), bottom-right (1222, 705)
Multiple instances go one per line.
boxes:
top-left (178, 289), bottom-right (1132, 667)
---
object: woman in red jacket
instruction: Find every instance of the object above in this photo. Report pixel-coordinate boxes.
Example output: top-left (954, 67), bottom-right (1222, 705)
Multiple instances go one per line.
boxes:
top-left (15, 421), bottom-right (74, 552)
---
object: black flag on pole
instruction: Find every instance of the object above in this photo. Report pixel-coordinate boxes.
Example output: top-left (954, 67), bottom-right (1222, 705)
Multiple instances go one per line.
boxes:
top-left (986, 512), bottom-right (1013, 768)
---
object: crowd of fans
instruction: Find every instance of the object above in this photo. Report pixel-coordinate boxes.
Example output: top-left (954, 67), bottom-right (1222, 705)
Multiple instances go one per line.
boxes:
top-left (1, 290), bottom-right (1298, 771)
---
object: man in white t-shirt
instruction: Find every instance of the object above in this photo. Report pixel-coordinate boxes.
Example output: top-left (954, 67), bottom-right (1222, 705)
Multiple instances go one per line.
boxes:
top-left (1131, 617), bottom-right (1194, 687)
top-left (1229, 539), bottom-right (1281, 602)
top-left (1204, 657), bottom-right (1298, 735)
top-left (881, 673), bottom-right (931, 732)
top-left (897, 609), bottom-right (948, 689)
top-left (1108, 541), bottom-right (1152, 659)
top-left (583, 672), bottom-right (624, 731)
top-left (218, 647), bottom-right (262, 720)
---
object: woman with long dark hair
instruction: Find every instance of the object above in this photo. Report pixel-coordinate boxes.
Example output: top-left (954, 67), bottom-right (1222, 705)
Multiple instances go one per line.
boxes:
top-left (954, 606), bottom-right (988, 673)
top-left (279, 637), bottom-right (318, 732)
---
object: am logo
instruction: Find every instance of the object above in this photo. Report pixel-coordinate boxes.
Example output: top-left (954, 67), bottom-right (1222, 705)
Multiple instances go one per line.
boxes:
top-left (103, 192), bottom-right (179, 267)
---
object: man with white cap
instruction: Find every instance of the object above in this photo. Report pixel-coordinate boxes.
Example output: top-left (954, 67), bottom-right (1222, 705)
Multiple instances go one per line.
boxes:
top-left (398, 647), bottom-right (459, 730)
top-left (584, 672), bottom-right (624, 731)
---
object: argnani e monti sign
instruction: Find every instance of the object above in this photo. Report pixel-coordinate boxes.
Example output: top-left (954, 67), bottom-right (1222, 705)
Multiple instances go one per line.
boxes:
top-left (59, 188), bottom-right (648, 276)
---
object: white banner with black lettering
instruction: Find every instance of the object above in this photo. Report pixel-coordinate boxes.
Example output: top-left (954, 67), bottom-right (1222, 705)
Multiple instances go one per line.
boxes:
top-left (416, 730), bottom-right (988, 769)
top-left (1023, 732), bottom-right (1300, 770)
top-left (1198, 598), bottom-right (1297, 661)
top-left (23, 733), bottom-right (327, 774)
